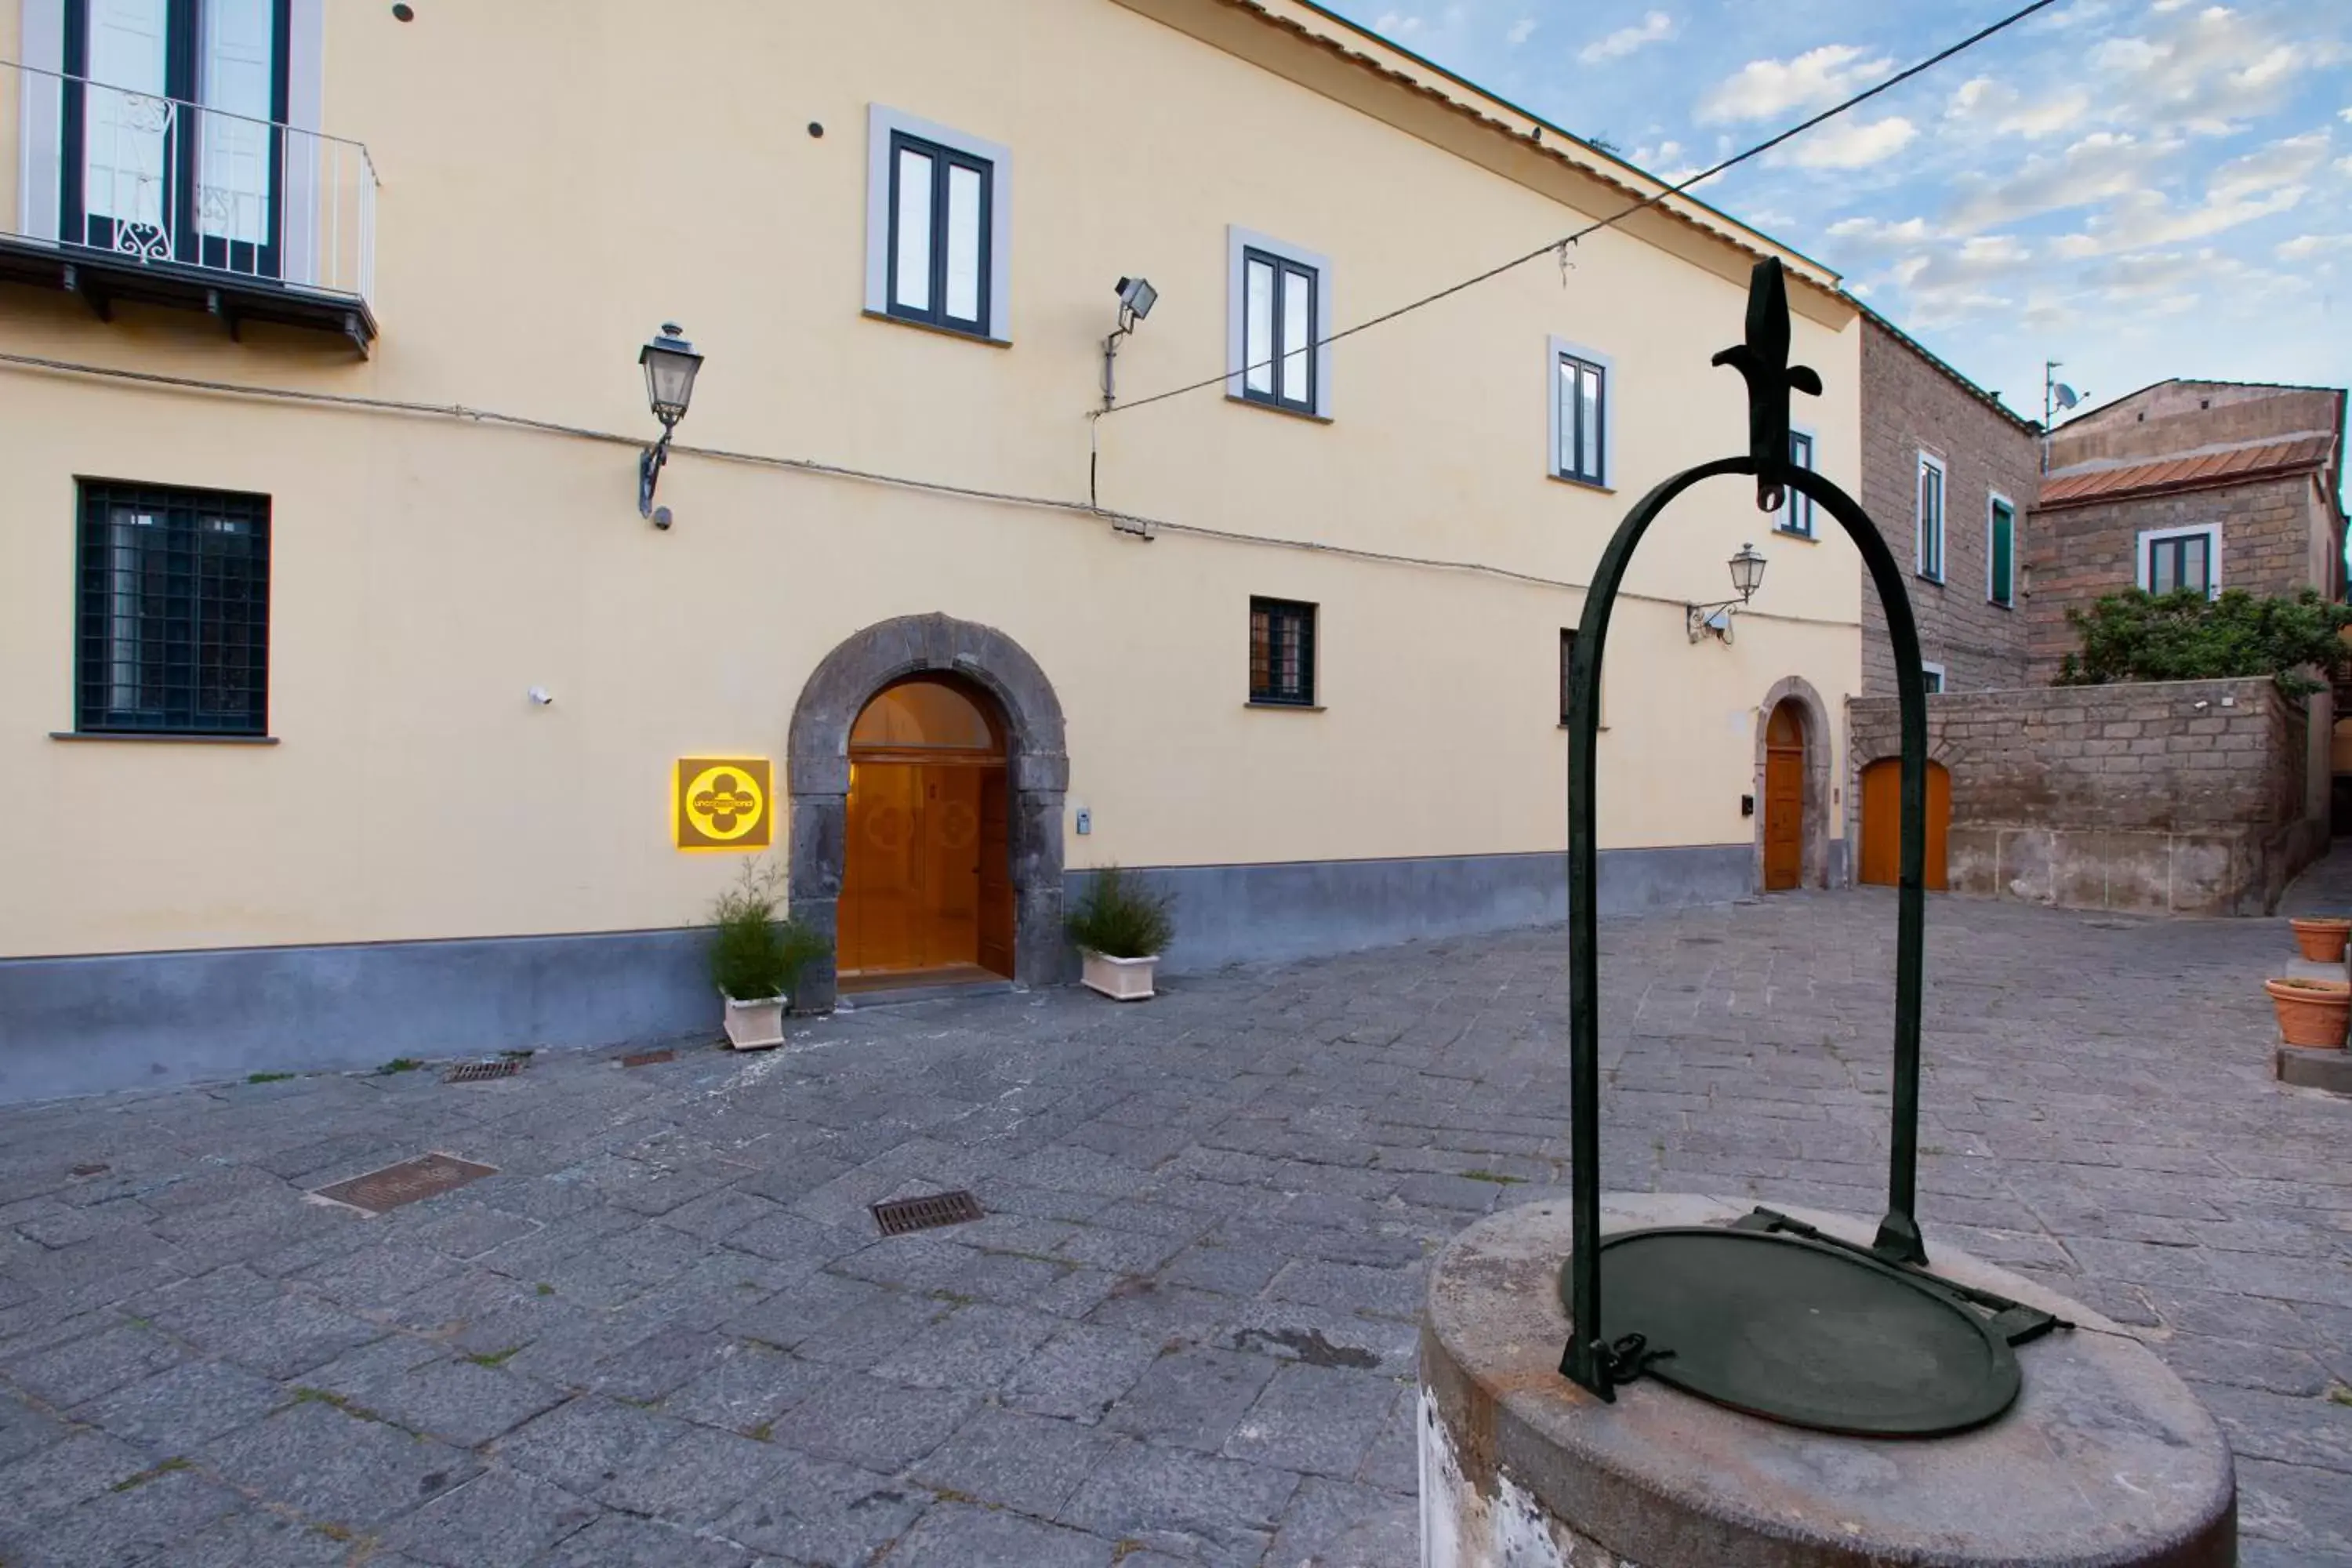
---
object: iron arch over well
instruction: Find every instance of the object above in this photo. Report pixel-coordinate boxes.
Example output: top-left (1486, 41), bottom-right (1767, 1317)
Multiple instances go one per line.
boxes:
top-left (786, 614), bottom-right (1069, 1010)
top-left (1753, 674), bottom-right (1834, 891)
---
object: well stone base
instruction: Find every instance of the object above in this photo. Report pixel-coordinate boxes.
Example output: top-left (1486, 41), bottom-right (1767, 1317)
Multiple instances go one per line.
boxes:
top-left (1421, 1193), bottom-right (2236, 1568)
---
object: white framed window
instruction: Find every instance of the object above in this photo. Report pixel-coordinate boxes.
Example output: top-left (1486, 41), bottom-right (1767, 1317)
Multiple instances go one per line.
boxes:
top-left (2137, 523), bottom-right (2220, 598)
top-left (864, 105), bottom-right (1012, 343)
top-left (1782, 426), bottom-right (1817, 537)
top-left (1227, 227), bottom-right (1331, 418)
top-left (1987, 492), bottom-right (2016, 608)
top-left (1919, 662), bottom-right (1947, 695)
top-left (1548, 337), bottom-right (1613, 489)
top-left (1915, 452), bottom-right (1946, 582)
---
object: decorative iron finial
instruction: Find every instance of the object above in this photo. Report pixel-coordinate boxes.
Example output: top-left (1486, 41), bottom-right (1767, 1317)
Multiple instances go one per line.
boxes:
top-left (1710, 258), bottom-right (1823, 514)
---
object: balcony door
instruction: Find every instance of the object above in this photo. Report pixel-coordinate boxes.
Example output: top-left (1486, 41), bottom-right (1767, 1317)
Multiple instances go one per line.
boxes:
top-left (60, 0), bottom-right (289, 279)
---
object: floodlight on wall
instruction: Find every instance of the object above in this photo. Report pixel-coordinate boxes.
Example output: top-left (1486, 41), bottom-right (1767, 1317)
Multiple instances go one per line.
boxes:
top-left (637, 324), bottom-right (703, 527)
top-left (1686, 543), bottom-right (1767, 644)
top-left (1101, 277), bottom-right (1158, 411)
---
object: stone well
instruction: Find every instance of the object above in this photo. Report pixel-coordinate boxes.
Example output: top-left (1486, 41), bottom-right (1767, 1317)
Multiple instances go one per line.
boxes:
top-left (1421, 1194), bottom-right (2236, 1568)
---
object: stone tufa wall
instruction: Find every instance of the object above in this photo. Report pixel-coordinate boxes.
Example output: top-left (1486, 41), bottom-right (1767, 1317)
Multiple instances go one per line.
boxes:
top-left (2027, 472), bottom-right (2334, 681)
top-left (1849, 677), bottom-right (2324, 915)
top-left (1857, 317), bottom-right (2042, 697)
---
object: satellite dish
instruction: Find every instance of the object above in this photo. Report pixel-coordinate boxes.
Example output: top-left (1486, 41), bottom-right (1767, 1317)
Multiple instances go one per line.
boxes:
top-left (2053, 383), bottom-right (2080, 410)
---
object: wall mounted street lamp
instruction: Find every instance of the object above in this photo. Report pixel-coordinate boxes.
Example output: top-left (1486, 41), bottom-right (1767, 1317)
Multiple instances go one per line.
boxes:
top-left (637, 324), bottom-right (703, 528)
top-left (1100, 276), bottom-right (1157, 411)
top-left (1685, 542), bottom-right (1768, 643)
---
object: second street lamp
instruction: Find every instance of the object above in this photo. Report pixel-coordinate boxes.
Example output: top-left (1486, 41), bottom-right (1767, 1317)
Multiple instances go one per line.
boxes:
top-left (637, 324), bottom-right (704, 527)
top-left (1686, 542), bottom-right (1769, 644)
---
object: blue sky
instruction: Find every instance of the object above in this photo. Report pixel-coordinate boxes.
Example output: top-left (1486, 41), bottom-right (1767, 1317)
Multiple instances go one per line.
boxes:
top-left (1316, 0), bottom-right (2350, 431)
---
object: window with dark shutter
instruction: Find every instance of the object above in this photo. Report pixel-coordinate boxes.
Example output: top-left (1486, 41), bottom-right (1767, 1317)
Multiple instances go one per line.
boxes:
top-left (1249, 597), bottom-right (1316, 706)
top-left (75, 480), bottom-right (270, 735)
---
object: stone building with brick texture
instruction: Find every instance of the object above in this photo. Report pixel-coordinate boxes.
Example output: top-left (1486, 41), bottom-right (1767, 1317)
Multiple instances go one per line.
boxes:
top-left (1855, 307), bottom-right (2042, 696)
top-left (2028, 380), bottom-right (2347, 681)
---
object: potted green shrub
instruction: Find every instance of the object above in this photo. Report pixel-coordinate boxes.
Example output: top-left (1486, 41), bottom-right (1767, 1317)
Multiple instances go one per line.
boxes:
top-left (708, 863), bottom-right (830, 1049)
top-left (1067, 865), bottom-right (1175, 1001)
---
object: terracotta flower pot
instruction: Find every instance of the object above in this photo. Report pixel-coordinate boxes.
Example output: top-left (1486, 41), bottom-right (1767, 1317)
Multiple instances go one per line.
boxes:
top-left (2264, 978), bottom-right (2350, 1050)
top-left (2288, 917), bottom-right (2352, 964)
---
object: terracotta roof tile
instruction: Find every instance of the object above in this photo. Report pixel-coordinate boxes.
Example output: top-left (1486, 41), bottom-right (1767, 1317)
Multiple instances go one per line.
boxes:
top-left (2038, 434), bottom-right (2336, 508)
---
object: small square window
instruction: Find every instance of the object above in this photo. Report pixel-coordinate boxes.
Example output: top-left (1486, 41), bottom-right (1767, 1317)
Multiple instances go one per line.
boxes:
top-left (1250, 597), bottom-right (1316, 706)
top-left (1915, 453), bottom-right (1946, 582)
top-left (1552, 345), bottom-right (1609, 488)
top-left (1783, 430), bottom-right (1816, 537)
top-left (866, 107), bottom-right (1011, 341)
top-left (75, 480), bottom-right (270, 735)
top-left (1229, 230), bottom-right (1329, 417)
top-left (1920, 662), bottom-right (1947, 695)
top-left (2141, 525), bottom-right (2220, 597)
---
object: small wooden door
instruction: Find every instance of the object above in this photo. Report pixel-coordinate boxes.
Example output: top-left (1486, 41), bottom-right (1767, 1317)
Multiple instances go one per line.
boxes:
top-left (1859, 759), bottom-right (1951, 891)
top-left (1762, 702), bottom-right (1806, 891)
top-left (977, 773), bottom-right (1014, 977)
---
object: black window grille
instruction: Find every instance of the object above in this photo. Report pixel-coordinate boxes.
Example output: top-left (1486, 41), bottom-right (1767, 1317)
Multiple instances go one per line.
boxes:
top-left (1250, 597), bottom-right (1316, 706)
top-left (1783, 430), bottom-right (1816, 536)
top-left (1556, 352), bottom-right (1606, 485)
top-left (75, 481), bottom-right (270, 735)
top-left (886, 130), bottom-right (993, 337)
top-left (1241, 248), bottom-right (1318, 413)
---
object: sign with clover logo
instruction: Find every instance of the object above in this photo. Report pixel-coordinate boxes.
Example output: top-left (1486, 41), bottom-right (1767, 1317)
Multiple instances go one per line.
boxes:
top-left (674, 758), bottom-right (771, 851)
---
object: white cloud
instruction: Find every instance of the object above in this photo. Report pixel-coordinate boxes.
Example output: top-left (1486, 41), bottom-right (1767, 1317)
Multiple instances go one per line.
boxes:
top-left (2277, 233), bottom-right (2350, 261)
top-left (1631, 139), bottom-right (1701, 184)
top-left (2091, 4), bottom-right (2340, 135)
top-left (1579, 10), bottom-right (1673, 64)
top-left (1825, 215), bottom-right (1940, 252)
top-left (1373, 10), bottom-right (1424, 38)
top-left (2208, 131), bottom-right (2334, 201)
top-left (2051, 183), bottom-right (2308, 259)
top-left (1697, 44), bottom-right (1890, 125)
top-left (1946, 75), bottom-right (2089, 137)
top-left (1944, 131), bottom-right (2173, 232)
top-left (1506, 16), bottom-right (1536, 47)
top-left (1785, 115), bottom-right (1918, 169)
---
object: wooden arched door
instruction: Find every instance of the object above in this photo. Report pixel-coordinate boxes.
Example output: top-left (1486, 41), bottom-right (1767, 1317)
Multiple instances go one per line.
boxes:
top-left (1762, 702), bottom-right (1807, 891)
top-left (839, 677), bottom-right (1015, 982)
top-left (1858, 758), bottom-right (1950, 891)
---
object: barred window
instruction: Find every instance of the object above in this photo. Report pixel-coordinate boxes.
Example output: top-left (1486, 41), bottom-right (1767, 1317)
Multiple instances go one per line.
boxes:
top-left (76, 481), bottom-right (270, 735)
top-left (1249, 597), bottom-right (1316, 706)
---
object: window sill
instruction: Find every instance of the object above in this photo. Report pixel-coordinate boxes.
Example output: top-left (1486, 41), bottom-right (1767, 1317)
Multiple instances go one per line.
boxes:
top-left (1987, 599), bottom-right (2014, 612)
top-left (1916, 573), bottom-right (1946, 589)
top-left (1225, 392), bottom-right (1333, 425)
top-left (1559, 722), bottom-right (1611, 731)
top-left (1548, 471), bottom-right (1615, 495)
top-left (862, 309), bottom-right (1011, 348)
top-left (1773, 524), bottom-right (1819, 543)
top-left (51, 731), bottom-right (278, 745)
top-left (1246, 700), bottom-right (1325, 711)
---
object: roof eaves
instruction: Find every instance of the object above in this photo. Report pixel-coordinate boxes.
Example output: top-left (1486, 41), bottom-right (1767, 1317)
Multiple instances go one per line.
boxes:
top-left (1852, 297), bottom-right (2040, 436)
top-left (1219, 0), bottom-right (1842, 296)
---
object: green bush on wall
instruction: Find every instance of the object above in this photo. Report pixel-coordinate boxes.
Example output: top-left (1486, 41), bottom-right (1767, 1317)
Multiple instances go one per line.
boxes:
top-left (2058, 587), bottom-right (2352, 698)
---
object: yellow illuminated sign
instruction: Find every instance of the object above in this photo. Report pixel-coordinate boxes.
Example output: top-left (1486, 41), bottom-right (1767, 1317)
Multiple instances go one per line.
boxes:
top-left (674, 757), bottom-right (771, 851)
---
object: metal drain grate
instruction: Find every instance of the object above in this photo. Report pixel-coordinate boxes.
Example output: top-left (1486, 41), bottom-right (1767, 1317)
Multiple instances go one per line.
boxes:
top-left (445, 1059), bottom-right (521, 1083)
top-left (314, 1152), bottom-right (497, 1214)
top-left (872, 1190), bottom-right (984, 1236)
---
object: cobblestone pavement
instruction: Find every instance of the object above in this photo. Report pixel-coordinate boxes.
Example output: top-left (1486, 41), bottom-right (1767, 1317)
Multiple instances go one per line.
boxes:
top-left (2, 889), bottom-right (2350, 1567)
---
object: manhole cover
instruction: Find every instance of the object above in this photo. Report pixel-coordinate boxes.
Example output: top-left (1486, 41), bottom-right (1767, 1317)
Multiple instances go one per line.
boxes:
top-left (620, 1049), bottom-right (675, 1068)
top-left (314, 1153), bottom-right (498, 1214)
top-left (872, 1190), bottom-right (983, 1236)
top-left (445, 1059), bottom-right (521, 1083)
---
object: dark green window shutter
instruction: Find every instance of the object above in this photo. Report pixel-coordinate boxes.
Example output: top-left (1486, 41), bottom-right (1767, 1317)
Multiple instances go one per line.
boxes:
top-left (1990, 503), bottom-right (2014, 606)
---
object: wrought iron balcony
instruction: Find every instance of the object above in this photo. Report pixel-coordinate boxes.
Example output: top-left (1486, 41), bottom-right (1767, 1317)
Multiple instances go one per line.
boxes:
top-left (0, 60), bottom-right (377, 352)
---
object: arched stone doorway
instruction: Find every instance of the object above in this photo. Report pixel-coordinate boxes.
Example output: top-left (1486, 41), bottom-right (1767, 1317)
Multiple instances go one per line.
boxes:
top-left (788, 614), bottom-right (1068, 1011)
top-left (1752, 677), bottom-right (1832, 892)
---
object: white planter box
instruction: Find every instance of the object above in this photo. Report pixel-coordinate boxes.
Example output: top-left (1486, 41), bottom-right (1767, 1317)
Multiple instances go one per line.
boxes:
top-left (1081, 950), bottom-right (1159, 1001)
top-left (723, 995), bottom-right (787, 1050)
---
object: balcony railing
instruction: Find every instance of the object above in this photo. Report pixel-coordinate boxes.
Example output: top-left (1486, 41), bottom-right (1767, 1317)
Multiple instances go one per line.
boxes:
top-left (0, 59), bottom-right (377, 348)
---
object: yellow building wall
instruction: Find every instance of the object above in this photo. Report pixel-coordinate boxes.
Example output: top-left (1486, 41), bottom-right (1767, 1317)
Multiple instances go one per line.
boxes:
top-left (0, 0), bottom-right (1861, 960)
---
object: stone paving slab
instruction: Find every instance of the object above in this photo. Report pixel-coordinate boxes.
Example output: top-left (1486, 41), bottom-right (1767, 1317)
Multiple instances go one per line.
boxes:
top-left (0, 889), bottom-right (2349, 1564)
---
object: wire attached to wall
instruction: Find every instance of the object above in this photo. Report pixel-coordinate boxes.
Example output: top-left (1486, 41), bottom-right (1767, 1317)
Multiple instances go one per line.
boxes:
top-left (1094, 0), bottom-right (2062, 420)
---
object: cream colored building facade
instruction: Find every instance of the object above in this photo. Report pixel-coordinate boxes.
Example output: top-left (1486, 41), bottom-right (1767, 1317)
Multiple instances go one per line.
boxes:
top-left (0, 0), bottom-right (1863, 1101)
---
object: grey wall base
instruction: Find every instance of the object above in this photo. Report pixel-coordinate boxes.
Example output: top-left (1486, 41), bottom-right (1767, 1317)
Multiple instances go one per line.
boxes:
top-left (2, 843), bottom-right (1754, 1106)
top-left (0, 928), bottom-right (713, 1107)
top-left (1070, 843), bottom-right (1755, 975)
